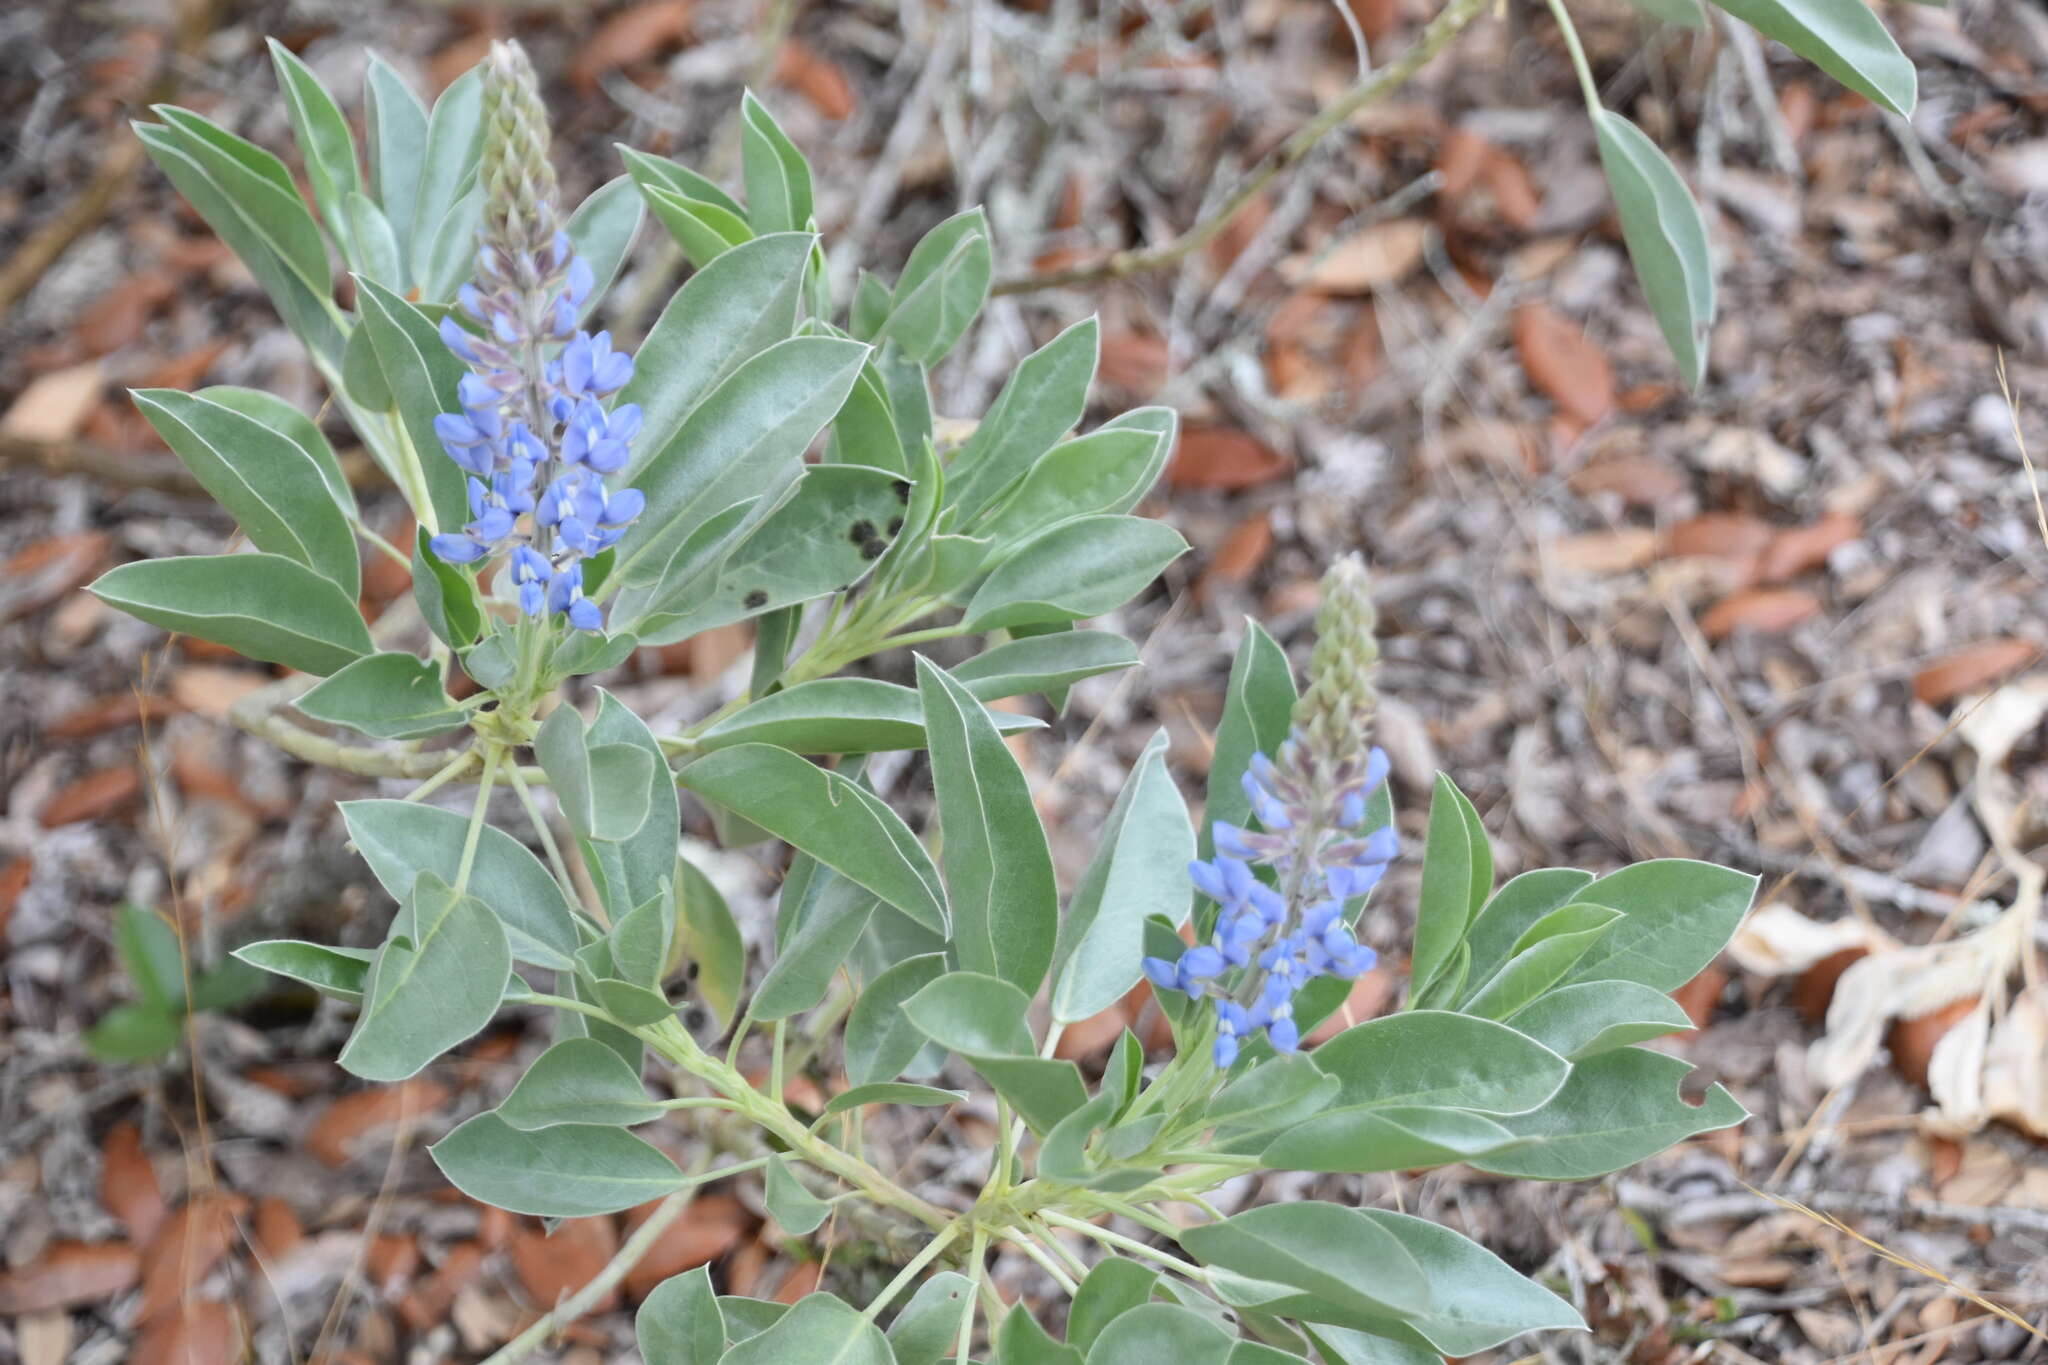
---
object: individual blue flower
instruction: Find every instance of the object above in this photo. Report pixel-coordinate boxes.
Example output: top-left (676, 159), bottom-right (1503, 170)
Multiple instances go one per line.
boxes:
top-left (1214, 1001), bottom-right (1251, 1068)
top-left (555, 329), bottom-right (634, 398)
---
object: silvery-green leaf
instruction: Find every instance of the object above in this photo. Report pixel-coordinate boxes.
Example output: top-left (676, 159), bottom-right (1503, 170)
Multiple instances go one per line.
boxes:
top-left (1409, 774), bottom-right (1490, 1001)
top-left (1309, 1010), bottom-right (1569, 1116)
top-left (880, 208), bottom-right (992, 365)
top-left (738, 90), bottom-right (813, 234)
top-left (430, 1113), bottom-right (686, 1217)
top-left (887, 1272), bottom-right (974, 1365)
top-left (296, 652), bottom-right (466, 740)
top-left (962, 514), bottom-right (1186, 632)
top-left (821, 1083), bottom-right (965, 1117)
top-left (902, 972), bottom-right (1087, 1133)
top-left (697, 677), bottom-right (1042, 755)
top-left (408, 67), bottom-right (482, 281)
top-left (950, 630), bottom-right (1140, 705)
top-left (363, 55), bottom-right (428, 267)
top-left (1048, 730), bottom-right (1193, 1022)
top-left (675, 853), bottom-right (743, 1029)
top-left (753, 855), bottom-right (878, 1021)
top-left (1711, 0), bottom-right (1915, 114)
top-left (1593, 110), bottom-right (1715, 389)
top-left (637, 1266), bottom-right (725, 1365)
top-left (639, 184), bottom-right (754, 268)
top-left (945, 316), bottom-right (1098, 522)
top-left (351, 276), bottom-right (470, 531)
top-left (1472, 1046), bottom-right (1747, 1180)
top-left (722, 1294), bottom-right (892, 1365)
top-left (233, 940), bottom-right (378, 1002)
top-left (764, 1155), bottom-right (831, 1234)
top-left (90, 554), bottom-right (371, 677)
top-left (498, 1037), bottom-right (665, 1130)
top-left (563, 175), bottom-right (643, 323)
top-left (1068, 1256), bottom-right (1158, 1354)
top-left (267, 39), bottom-right (363, 252)
top-left (844, 952), bottom-right (948, 1087)
top-left (339, 870), bottom-right (508, 1081)
top-left (1557, 858), bottom-right (1759, 992)
top-left (199, 386), bottom-right (354, 520)
top-left (1504, 980), bottom-right (1694, 1058)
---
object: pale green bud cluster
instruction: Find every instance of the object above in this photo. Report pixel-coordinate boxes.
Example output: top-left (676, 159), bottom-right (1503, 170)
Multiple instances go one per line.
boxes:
top-left (1293, 554), bottom-right (1380, 762)
top-left (480, 40), bottom-right (561, 260)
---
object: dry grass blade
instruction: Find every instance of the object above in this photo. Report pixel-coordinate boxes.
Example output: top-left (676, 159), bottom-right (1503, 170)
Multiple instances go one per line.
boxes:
top-left (1740, 1182), bottom-right (2047, 1346)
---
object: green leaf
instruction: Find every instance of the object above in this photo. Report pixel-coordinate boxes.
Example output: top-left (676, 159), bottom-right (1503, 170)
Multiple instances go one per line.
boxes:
top-left (430, 1112), bottom-right (685, 1217)
top-left (1300, 1325), bottom-right (1442, 1365)
top-left (267, 39), bottom-right (363, 256)
top-left (1310, 1010), bottom-right (1569, 1115)
top-left (1069, 1259), bottom-right (1159, 1354)
top-left (364, 55), bottom-right (429, 267)
top-left (339, 871), bottom-right (509, 1081)
top-left (976, 423), bottom-right (1174, 555)
top-left (1624, 0), bottom-right (1708, 31)
top-left (1505, 979), bottom-right (1694, 1058)
top-left (498, 1037), bottom-right (664, 1130)
top-left (1049, 730), bottom-right (1193, 1021)
top-left (881, 208), bottom-right (993, 365)
top-left (132, 388), bottom-right (361, 603)
top-left (1260, 1105), bottom-right (1524, 1173)
top-left (150, 107), bottom-right (332, 308)
top-left (296, 652), bottom-right (467, 741)
top-left (917, 656), bottom-right (1058, 997)
top-left (1461, 903), bottom-right (1621, 1020)
top-left (112, 902), bottom-right (184, 1013)
top-left (951, 631), bottom-right (1140, 705)
top-left (198, 385), bottom-right (354, 522)
top-left (722, 1296), bottom-right (893, 1365)
top-left (1203, 1053), bottom-right (1339, 1132)
top-left (340, 799), bottom-right (585, 970)
top-left (351, 275), bottom-right (470, 532)
top-left (1558, 859), bottom-right (1759, 992)
top-left (1592, 111), bottom-right (1715, 390)
top-left (901, 972), bottom-right (1088, 1133)
top-left (1459, 868), bottom-right (1597, 1000)
top-left (1473, 1046), bottom-right (1747, 1180)
top-left (1177, 1203), bottom-right (1431, 1329)
top-left (415, 187), bottom-right (485, 302)
top-left (408, 68), bottom-right (483, 281)
top-left (633, 464), bottom-right (911, 642)
top-left (844, 952), bottom-right (949, 1087)
top-left (1710, 0), bottom-right (1915, 114)
top-left (618, 144), bottom-right (747, 219)
top-left (737, 91), bottom-right (814, 234)
top-left (675, 853), bottom-right (743, 1029)
top-left (1409, 774), bottom-right (1489, 1000)
top-left (534, 704), bottom-right (658, 844)
top-left (1085, 1303), bottom-right (1233, 1364)
top-left (581, 692), bottom-right (683, 915)
top-left (697, 677), bottom-right (1042, 756)
top-left (945, 317), bottom-right (1101, 522)
top-left (1348, 1209), bottom-right (1582, 1354)
top-left (719, 1296), bottom-right (790, 1343)
top-left (640, 184), bottom-right (755, 268)
top-left (617, 230), bottom-right (814, 469)
top-left (963, 515), bottom-right (1186, 632)
top-left (764, 1155), bottom-right (831, 1234)
top-left (753, 855), bottom-right (879, 1021)
top-left (563, 175), bottom-right (643, 323)
top-left (889, 1272), bottom-right (975, 1365)
top-left (828, 360), bottom-right (907, 473)
top-left (87, 1003), bottom-right (183, 1061)
top-left (822, 1083), bottom-right (966, 1117)
top-left (1200, 620), bottom-right (1297, 870)
top-left (678, 743), bottom-right (947, 934)
top-left (411, 527), bottom-right (483, 649)
top-left (89, 554), bottom-right (371, 676)
top-left (233, 940), bottom-right (377, 1002)
top-left (616, 336), bottom-right (869, 589)
top-left (999, 1303), bottom-right (1084, 1364)
top-left (638, 1266), bottom-right (726, 1365)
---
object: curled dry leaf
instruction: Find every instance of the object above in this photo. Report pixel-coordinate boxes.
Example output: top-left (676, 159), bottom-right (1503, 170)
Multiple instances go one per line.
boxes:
top-left (1569, 454), bottom-right (1689, 510)
top-left (514, 1216), bottom-right (620, 1311)
top-left (1912, 637), bottom-right (2040, 706)
top-left (1277, 219), bottom-right (1428, 293)
top-left (1197, 509), bottom-right (1274, 600)
top-left (1755, 511), bottom-right (1861, 584)
top-left (1169, 425), bottom-right (1290, 490)
top-left (1728, 902), bottom-right (1888, 977)
top-left (1098, 331), bottom-right (1170, 396)
top-left (399, 1241), bottom-right (488, 1332)
top-left (39, 764), bottom-right (143, 828)
top-left (1512, 303), bottom-right (1614, 428)
top-left (1979, 985), bottom-right (2048, 1137)
top-left (569, 0), bottom-right (694, 94)
top-left (1918, 996), bottom-right (1988, 1115)
top-left (1809, 941), bottom-right (1995, 1090)
top-left (622, 1192), bottom-right (751, 1299)
top-left (250, 1197), bottom-right (302, 1260)
top-left (306, 1080), bottom-right (450, 1167)
top-left (138, 1193), bottom-right (250, 1322)
top-left (131, 1296), bottom-right (238, 1365)
top-left (1, 361), bottom-right (105, 441)
top-left (1699, 586), bottom-right (1820, 640)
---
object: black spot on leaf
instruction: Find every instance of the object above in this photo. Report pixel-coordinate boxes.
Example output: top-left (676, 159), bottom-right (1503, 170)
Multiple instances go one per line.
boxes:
top-left (849, 520), bottom-right (878, 546)
top-left (886, 516), bottom-right (903, 537)
top-left (743, 589), bottom-right (769, 609)
top-left (892, 480), bottom-right (912, 503)
top-left (859, 538), bottom-right (885, 560)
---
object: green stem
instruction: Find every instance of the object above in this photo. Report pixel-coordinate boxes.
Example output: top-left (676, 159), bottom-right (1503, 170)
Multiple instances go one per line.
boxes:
top-left (516, 992), bottom-right (625, 1024)
top-left (997, 1229), bottom-right (1078, 1295)
top-left (505, 761), bottom-right (577, 899)
top-left (860, 1223), bottom-right (962, 1323)
top-left (955, 1228), bottom-right (988, 1362)
top-left (1542, 0), bottom-right (1603, 111)
top-left (403, 748), bottom-right (477, 803)
top-left (1040, 1210), bottom-right (1204, 1279)
top-left (454, 744), bottom-right (501, 894)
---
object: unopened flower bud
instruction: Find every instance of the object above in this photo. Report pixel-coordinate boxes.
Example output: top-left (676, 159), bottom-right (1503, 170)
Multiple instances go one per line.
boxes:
top-left (480, 40), bottom-right (560, 264)
top-left (1293, 554), bottom-right (1380, 764)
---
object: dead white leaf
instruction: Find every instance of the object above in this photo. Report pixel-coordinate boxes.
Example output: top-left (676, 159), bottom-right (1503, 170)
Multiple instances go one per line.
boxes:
top-left (1925, 999), bottom-right (1992, 1132)
top-left (1981, 986), bottom-right (2048, 1137)
top-left (1728, 902), bottom-right (1886, 976)
top-left (1278, 220), bottom-right (1428, 293)
top-left (0, 361), bottom-right (104, 441)
top-left (1809, 937), bottom-right (1996, 1089)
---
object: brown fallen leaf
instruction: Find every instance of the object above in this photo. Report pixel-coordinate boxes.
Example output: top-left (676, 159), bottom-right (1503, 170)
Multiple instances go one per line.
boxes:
top-left (1542, 527), bottom-right (1658, 575)
top-left (622, 1193), bottom-right (750, 1299)
top-left (1169, 425), bottom-right (1290, 490)
top-left (73, 272), bottom-right (177, 357)
top-left (138, 1192), bottom-right (250, 1322)
top-left (1661, 511), bottom-right (1776, 571)
top-left (1, 361), bottom-right (106, 441)
top-left (429, 33), bottom-right (495, 95)
top-left (1913, 638), bottom-right (2041, 706)
top-left (39, 764), bottom-right (143, 828)
top-left (774, 1259), bottom-right (823, 1305)
top-left (48, 692), bottom-right (183, 741)
top-left (1891, 996), bottom-right (1981, 1090)
top-left (133, 1297), bottom-right (238, 1365)
top-left (0, 1241), bottom-right (141, 1313)
top-left (135, 340), bottom-right (232, 393)
top-left (1198, 509), bottom-right (1274, 601)
top-left (1098, 331), bottom-right (1170, 396)
top-left (775, 38), bottom-right (854, 120)
top-left (1304, 966), bottom-right (1397, 1047)
top-left (1513, 303), bottom-right (1614, 428)
top-left (1568, 454), bottom-right (1689, 509)
top-left (513, 1217), bottom-right (620, 1313)
top-left (569, 1), bottom-right (694, 94)
top-left (1755, 510), bottom-right (1861, 583)
top-left (100, 1122), bottom-right (167, 1245)
top-left (306, 1081), bottom-right (450, 1168)
top-left (250, 1197), bottom-right (303, 1261)
top-left (398, 1241), bottom-right (488, 1333)
top-left (365, 1234), bottom-right (421, 1296)
top-left (4, 531), bottom-right (112, 625)
top-left (1795, 947), bottom-right (1871, 1027)
top-left (1277, 219), bottom-right (1428, 293)
top-left (1053, 1003), bottom-right (1130, 1061)
top-left (1672, 964), bottom-right (1729, 1030)
top-left (0, 856), bottom-right (30, 941)
top-left (1699, 587), bottom-right (1821, 640)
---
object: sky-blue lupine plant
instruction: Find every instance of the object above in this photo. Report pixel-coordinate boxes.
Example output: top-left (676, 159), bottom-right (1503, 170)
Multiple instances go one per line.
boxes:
top-left (1145, 556), bottom-right (1396, 1065)
top-left (426, 42), bottom-right (643, 631)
